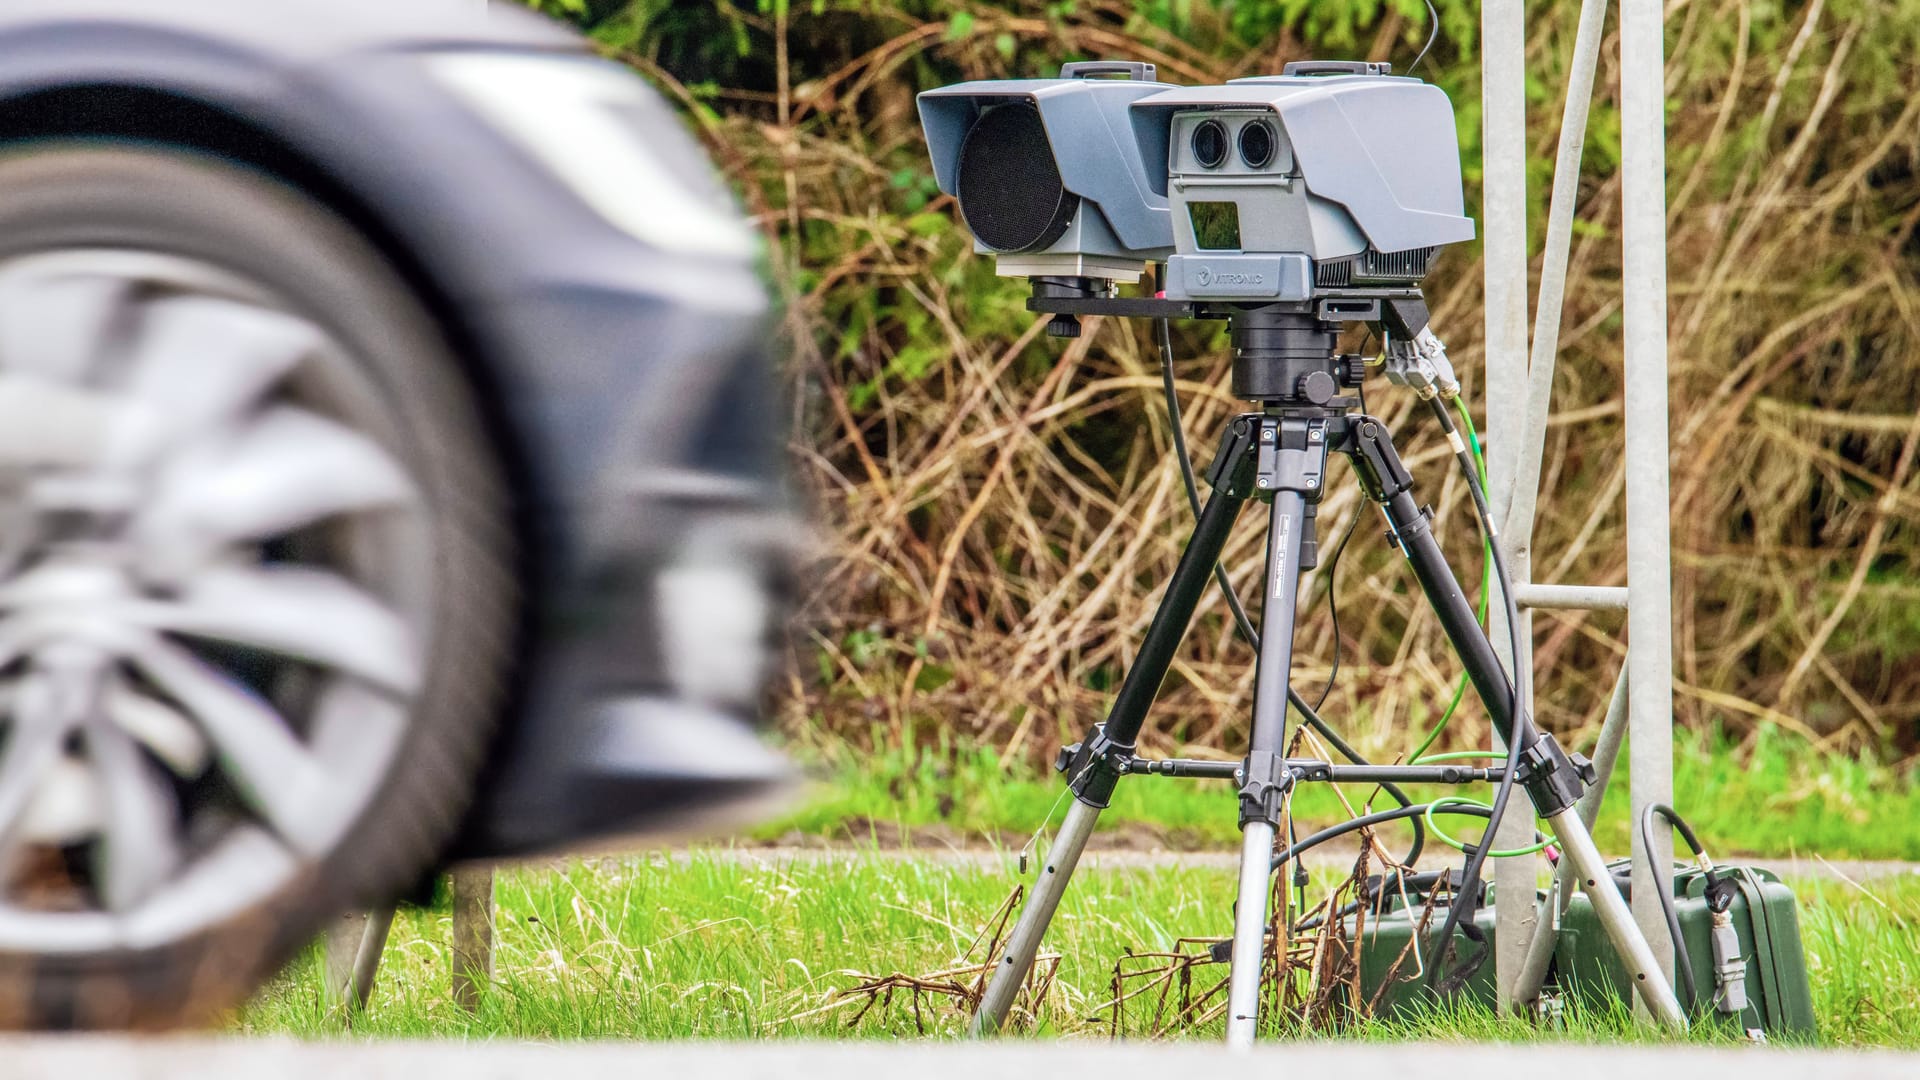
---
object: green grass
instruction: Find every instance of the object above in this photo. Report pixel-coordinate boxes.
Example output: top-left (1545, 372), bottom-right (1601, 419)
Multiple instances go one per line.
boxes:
top-left (234, 850), bottom-right (1920, 1046)
top-left (760, 726), bottom-right (1920, 861)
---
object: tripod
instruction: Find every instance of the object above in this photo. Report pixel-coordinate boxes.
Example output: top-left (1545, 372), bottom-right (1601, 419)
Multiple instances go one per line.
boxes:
top-left (968, 306), bottom-right (1686, 1046)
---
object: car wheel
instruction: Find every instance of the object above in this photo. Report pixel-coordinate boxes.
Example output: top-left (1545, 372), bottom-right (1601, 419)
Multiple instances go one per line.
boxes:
top-left (0, 144), bottom-right (517, 1028)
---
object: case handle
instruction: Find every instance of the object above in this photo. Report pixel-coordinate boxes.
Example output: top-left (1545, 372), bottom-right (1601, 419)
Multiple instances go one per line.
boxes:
top-left (1059, 60), bottom-right (1158, 82)
top-left (1282, 60), bottom-right (1393, 77)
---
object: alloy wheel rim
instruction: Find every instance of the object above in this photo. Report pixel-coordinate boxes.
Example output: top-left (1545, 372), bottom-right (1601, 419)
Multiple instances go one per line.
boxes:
top-left (0, 249), bottom-right (435, 953)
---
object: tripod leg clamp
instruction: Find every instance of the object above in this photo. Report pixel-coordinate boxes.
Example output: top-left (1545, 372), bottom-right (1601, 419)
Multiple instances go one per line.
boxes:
top-left (1055, 723), bottom-right (1135, 809)
top-left (1237, 749), bottom-right (1294, 828)
top-left (1204, 416), bottom-right (1261, 498)
top-left (1514, 732), bottom-right (1595, 819)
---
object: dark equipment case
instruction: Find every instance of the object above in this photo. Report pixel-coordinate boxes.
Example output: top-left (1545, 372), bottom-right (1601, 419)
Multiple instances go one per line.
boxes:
top-left (1348, 863), bottom-right (1815, 1036)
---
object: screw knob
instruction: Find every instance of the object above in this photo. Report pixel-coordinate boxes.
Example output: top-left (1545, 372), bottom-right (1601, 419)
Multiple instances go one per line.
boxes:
top-left (1298, 370), bottom-right (1338, 405)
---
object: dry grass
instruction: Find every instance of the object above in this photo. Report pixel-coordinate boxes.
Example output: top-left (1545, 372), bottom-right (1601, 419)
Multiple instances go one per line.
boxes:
top-left (577, 0), bottom-right (1920, 765)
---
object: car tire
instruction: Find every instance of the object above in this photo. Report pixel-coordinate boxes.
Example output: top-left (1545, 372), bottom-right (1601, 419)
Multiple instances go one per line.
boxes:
top-left (0, 144), bottom-right (518, 1029)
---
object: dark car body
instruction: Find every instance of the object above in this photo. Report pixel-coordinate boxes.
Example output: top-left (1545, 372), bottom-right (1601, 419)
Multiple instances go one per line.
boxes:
top-left (0, 0), bottom-right (794, 859)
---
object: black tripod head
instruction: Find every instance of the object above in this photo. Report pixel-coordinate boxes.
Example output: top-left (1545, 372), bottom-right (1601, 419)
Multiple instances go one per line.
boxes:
top-left (1229, 304), bottom-right (1369, 407)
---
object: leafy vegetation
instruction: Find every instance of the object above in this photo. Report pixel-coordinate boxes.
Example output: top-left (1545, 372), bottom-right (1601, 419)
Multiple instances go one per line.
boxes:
top-left (511, 0), bottom-right (1920, 784)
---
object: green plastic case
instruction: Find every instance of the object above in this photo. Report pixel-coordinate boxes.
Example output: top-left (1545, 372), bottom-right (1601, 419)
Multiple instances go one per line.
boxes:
top-left (1348, 863), bottom-right (1816, 1036)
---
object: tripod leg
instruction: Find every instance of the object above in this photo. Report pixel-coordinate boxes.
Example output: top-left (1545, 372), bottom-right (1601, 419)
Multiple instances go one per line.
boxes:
top-left (1515, 669), bottom-right (1628, 1007)
top-left (1343, 417), bottom-right (1687, 1030)
top-left (969, 798), bottom-right (1098, 1033)
top-left (1225, 487), bottom-right (1311, 1048)
top-left (1544, 807), bottom-right (1687, 1028)
top-left (969, 457), bottom-right (1250, 1037)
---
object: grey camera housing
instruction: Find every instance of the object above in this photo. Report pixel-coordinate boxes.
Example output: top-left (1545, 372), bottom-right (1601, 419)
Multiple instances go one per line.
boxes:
top-left (917, 68), bottom-right (1175, 282)
top-left (1130, 73), bottom-right (1475, 302)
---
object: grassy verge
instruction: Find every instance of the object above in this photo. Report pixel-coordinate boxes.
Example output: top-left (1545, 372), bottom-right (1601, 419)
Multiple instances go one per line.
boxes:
top-left (236, 850), bottom-right (1920, 1046)
top-left (758, 726), bottom-right (1920, 861)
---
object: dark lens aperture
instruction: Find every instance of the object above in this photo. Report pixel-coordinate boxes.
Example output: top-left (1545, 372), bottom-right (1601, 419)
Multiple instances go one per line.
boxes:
top-left (1239, 119), bottom-right (1276, 169)
top-left (1192, 119), bottom-right (1228, 169)
top-left (956, 103), bottom-right (1080, 253)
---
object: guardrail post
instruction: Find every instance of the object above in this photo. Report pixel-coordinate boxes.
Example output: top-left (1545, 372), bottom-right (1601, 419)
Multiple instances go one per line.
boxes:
top-left (322, 910), bottom-right (368, 1007)
top-left (450, 864), bottom-right (495, 1013)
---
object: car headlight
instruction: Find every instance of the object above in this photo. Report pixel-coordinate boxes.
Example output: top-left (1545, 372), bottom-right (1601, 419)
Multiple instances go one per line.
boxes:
top-left (426, 52), bottom-right (760, 263)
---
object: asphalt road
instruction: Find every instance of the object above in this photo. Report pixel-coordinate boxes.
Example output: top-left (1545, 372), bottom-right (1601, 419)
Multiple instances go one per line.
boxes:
top-left (10, 1039), bottom-right (1917, 1080)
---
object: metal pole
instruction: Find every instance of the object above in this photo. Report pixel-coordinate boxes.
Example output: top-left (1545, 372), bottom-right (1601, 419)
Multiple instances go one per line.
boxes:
top-left (1513, 667), bottom-right (1630, 1003)
top-left (1513, 583), bottom-right (1629, 611)
top-left (1621, 0), bottom-right (1679, 997)
top-left (322, 911), bottom-right (368, 1008)
top-left (1542, 807), bottom-right (1688, 1029)
top-left (1226, 489), bottom-right (1311, 1050)
top-left (1480, 0), bottom-right (1536, 1013)
top-left (970, 798), bottom-right (1100, 1035)
top-left (450, 864), bottom-right (495, 1013)
top-left (1507, 0), bottom-right (1612, 538)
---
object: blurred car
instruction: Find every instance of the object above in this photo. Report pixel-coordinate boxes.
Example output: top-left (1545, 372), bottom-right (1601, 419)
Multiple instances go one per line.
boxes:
top-left (0, 0), bottom-right (794, 1028)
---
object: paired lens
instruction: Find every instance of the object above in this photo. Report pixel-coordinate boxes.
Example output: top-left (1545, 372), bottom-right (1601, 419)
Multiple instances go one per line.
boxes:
top-left (1192, 117), bottom-right (1279, 170)
top-left (1191, 119), bottom-right (1229, 169)
top-left (1238, 119), bottom-right (1277, 169)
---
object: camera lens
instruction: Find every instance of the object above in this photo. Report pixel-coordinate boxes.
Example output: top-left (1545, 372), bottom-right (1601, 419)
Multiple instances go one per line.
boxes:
top-left (1191, 119), bottom-right (1228, 169)
top-left (1239, 119), bottom-right (1277, 169)
top-left (956, 103), bottom-right (1080, 253)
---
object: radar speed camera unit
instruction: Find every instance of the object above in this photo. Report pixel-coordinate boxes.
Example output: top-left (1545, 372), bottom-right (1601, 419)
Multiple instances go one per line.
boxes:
top-left (917, 60), bottom-right (1694, 1050)
top-left (917, 60), bottom-right (1477, 398)
top-left (1131, 64), bottom-right (1474, 302)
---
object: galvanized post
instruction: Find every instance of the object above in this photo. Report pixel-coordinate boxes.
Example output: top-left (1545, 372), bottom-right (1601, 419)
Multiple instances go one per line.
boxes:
top-left (1509, 0), bottom-right (1611, 530)
top-left (1620, 0), bottom-right (1679, 994)
top-left (1498, 0), bottom-right (1612, 1014)
top-left (450, 864), bottom-right (495, 1013)
top-left (322, 910), bottom-right (369, 1007)
top-left (1480, 0), bottom-right (1535, 1013)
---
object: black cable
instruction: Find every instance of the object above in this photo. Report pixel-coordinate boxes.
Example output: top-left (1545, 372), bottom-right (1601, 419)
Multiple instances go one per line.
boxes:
top-left (1295, 870), bottom-right (1452, 932)
top-left (1272, 801), bottom-right (1547, 872)
top-left (1313, 379), bottom-right (1368, 713)
top-left (1421, 396), bottom-right (1532, 987)
top-left (1640, 802), bottom-right (1706, 1010)
top-left (1409, 0), bottom-right (1441, 76)
top-left (1159, 317), bottom-right (1260, 647)
top-left (1154, 319), bottom-right (1422, 868)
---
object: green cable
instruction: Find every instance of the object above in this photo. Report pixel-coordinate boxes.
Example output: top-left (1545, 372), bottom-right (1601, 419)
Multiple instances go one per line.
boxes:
top-left (1404, 396), bottom-right (1493, 764)
top-left (1406, 401), bottom-right (1558, 858)
top-left (1410, 750), bottom-right (1505, 764)
top-left (1424, 795), bottom-right (1558, 857)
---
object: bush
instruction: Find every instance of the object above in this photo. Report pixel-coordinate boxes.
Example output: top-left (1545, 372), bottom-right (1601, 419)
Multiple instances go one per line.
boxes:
top-left (540, 0), bottom-right (1920, 767)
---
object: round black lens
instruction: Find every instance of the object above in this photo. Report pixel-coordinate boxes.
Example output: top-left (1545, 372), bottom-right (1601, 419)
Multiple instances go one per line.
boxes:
top-left (1191, 119), bottom-right (1228, 169)
top-left (1239, 119), bottom-right (1276, 169)
top-left (956, 103), bottom-right (1080, 253)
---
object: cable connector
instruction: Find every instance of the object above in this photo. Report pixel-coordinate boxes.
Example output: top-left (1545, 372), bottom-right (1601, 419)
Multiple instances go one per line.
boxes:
top-left (1383, 326), bottom-right (1461, 400)
top-left (1709, 904), bottom-right (1749, 1016)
